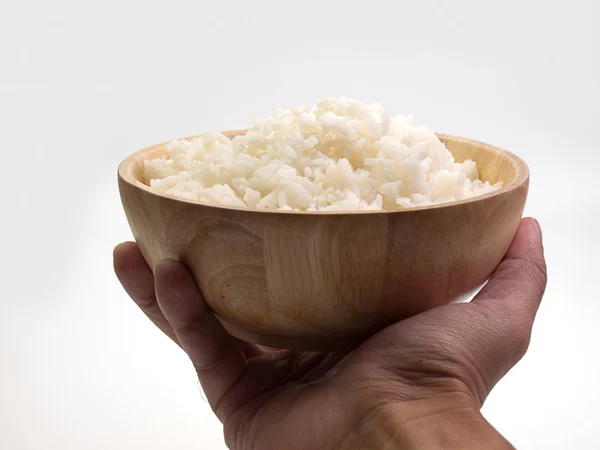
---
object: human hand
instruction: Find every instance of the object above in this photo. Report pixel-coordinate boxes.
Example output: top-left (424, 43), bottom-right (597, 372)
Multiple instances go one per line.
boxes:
top-left (114, 218), bottom-right (546, 449)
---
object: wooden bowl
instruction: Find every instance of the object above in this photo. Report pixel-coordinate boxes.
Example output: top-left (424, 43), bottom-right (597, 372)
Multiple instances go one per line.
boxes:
top-left (118, 131), bottom-right (529, 350)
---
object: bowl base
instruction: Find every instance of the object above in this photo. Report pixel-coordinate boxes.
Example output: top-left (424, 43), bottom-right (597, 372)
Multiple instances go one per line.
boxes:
top-left (218, 318), bottom-right (360, 351)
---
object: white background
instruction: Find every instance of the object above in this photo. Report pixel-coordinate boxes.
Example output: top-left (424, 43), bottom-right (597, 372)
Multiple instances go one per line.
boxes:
top-left (1, 0), bottom-right (598, 449)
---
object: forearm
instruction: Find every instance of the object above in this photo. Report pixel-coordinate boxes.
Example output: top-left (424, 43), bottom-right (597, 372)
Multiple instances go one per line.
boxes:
top-left (354, 401), bottom-right (513, 450)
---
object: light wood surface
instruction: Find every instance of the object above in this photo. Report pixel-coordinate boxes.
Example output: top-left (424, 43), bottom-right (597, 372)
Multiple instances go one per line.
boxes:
top-left (118, 131), bottom-right (529, 350)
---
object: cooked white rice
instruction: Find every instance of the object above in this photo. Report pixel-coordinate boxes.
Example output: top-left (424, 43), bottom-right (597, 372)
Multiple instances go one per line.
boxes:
top-left (143, 97), bottom-right (501, 211)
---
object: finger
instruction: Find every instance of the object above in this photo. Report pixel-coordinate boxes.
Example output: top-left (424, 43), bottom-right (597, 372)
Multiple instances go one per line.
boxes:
top-left (113, 242), bottom-right (180, 345)
top-left (473, 217), bottom-right (547, 327)
top-left (154, 258), bottom-right (247, 419)
top-left (463, 218), bottom-right (547, 399)
top-left (234, 338), bottom-right (264, 359)
top-left (296, 352), bottom-right (349, 383)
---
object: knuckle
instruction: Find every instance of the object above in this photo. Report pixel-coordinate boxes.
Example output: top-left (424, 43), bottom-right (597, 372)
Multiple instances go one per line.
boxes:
top-left (503, 255), bottom-right (548, 294)
top-left (479, 302), bottom-right (532, 362)
top-left (461, 303), bottom-right (532, 386)
top-left (503, 325), bottom-right (532, 365)
top-left (515, 330), bottom-right (532, 359)
top-left (523, 254), bottom-right (547, 280)
top-left (522, 257), bottom-right (548, 295)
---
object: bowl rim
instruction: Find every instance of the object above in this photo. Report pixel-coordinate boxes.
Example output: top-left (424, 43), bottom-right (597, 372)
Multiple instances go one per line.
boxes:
top-left (118, 130), bottom-right (529, 216)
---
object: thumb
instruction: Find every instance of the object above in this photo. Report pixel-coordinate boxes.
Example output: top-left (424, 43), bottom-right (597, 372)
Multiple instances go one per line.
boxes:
top-left (472, 217), bottom-right (547, 328)
top-left (465, 218), bottom-right (547, 400)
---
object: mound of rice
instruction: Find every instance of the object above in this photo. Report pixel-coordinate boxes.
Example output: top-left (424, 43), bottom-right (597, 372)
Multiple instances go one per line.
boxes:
top-left (143, 97), bottom-right (501, 211)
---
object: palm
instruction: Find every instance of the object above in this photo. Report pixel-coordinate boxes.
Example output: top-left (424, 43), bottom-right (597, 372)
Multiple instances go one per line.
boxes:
top-left (114, 218), bottom-right (546, 450)
top-left (221, 348), bottom-right (349, 448)
top-left (219, 318), bottom-right (449, 449)
top-left (223, 301), bottom-right (514, 449)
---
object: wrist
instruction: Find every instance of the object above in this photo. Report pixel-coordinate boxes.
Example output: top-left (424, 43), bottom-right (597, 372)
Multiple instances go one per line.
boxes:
top-left (354, 395), bottom-right (513, 450)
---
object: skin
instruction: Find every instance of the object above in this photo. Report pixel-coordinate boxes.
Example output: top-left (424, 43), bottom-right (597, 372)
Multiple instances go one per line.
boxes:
top-left (114, 218), bottom-right (547, 449)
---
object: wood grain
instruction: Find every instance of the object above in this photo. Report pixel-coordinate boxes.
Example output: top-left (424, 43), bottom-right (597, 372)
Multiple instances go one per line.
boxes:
top-left (118, 131), bottom-right (529, 350)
